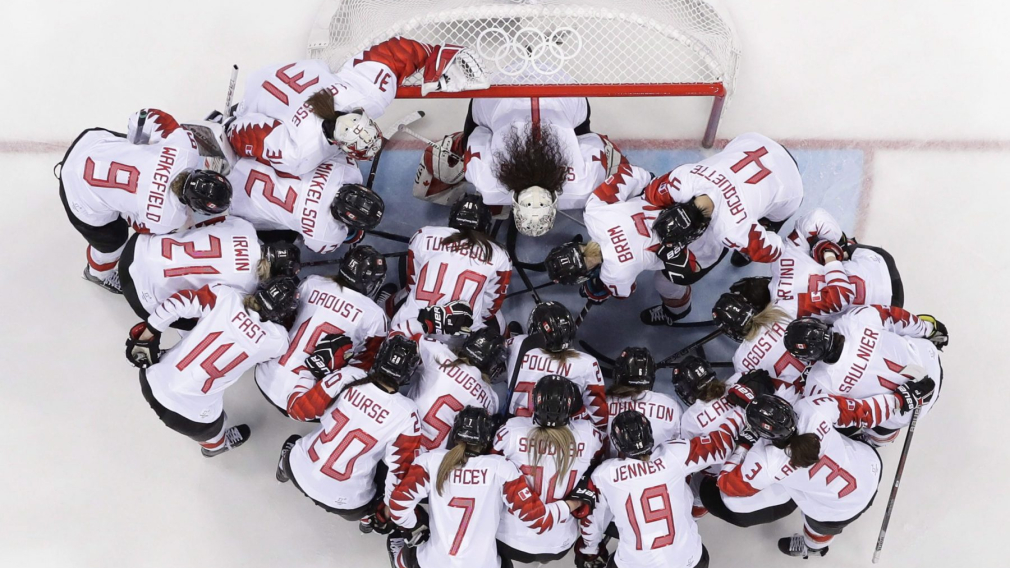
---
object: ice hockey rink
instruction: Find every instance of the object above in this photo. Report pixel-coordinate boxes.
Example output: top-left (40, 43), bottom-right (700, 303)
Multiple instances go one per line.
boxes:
top-left (2, 1), bottom-right (1007, 567)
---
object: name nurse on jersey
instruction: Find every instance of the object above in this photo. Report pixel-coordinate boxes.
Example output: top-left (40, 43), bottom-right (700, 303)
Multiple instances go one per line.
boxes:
top-left (840, 327), bottom-right (880, 393)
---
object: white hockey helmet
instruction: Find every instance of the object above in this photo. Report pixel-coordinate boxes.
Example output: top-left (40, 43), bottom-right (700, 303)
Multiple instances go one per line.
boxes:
top-left (513, 186), bottom-right (558, 237)
top-left (329, 110), bottom-right (383, 160)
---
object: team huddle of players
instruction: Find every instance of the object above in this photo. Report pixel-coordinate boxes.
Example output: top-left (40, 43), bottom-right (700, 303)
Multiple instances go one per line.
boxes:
top-left (58, 35), bottom-right (950, 568)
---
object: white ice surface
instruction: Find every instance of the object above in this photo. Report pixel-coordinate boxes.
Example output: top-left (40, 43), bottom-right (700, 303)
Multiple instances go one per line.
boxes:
top-left (1, 1), bottom-right (1008, 567)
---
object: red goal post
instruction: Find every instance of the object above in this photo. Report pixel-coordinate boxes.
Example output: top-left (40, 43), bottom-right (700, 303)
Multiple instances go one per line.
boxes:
top-left (308, 0), bottom-right (741, 148)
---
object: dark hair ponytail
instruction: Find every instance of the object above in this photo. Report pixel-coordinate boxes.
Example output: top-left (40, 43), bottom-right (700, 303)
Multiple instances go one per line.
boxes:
top-left (307, 89), bottom-right (341, 121)
top-left (785, 433), bottom-right (821, 468)
top-left (440, 229), bottom-right (494, 263)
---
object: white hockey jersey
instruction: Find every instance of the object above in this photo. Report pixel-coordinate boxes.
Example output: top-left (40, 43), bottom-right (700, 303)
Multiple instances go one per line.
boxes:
top-left (127, 216), bottom-right (261, 313)
top-left (393, 226), bottom-right (512, 330)
top-left (227, 158), bottom-right (361, 254)
top-left (389, 451), bottom-right (573, 568)
top-left (229, 37), bottom-right (433, 175)
top-left (61, 109), bottom-right (200, 233)
top-left (583, 166), bottom-right (665, 298)
top-left (256, 275), bottom-right (388, 413)
top-left (464, 96), bottom-right (619, 210)
top-left (718, 393), bottom-right (899, 521)
top-left (493, 416), bottom-right (604, 554)
top-left (772, 208), bottom-right (894, 321)
top-left (143, 284), bottom-right (288, 422)
top-left (287, 367), bottom-right (422, 510)
top-left (730, 321), bottom-right (808, 404)
top-left (504, 334), bottom-right (608, 430)
top-left (387, 318), bottom-right (499, 450)
top-left (639, 133), bottom-right (804, 265)
top-left (803, 305), bottom-right (941, 430)
top-left (580, 431), bottom-right (738, 568)
top-left (606, 391), bottom-right (683, 458)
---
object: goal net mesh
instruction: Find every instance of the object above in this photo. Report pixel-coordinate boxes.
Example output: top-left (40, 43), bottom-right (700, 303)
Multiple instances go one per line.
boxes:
top-left (308, 0), bottom-right (740, 95)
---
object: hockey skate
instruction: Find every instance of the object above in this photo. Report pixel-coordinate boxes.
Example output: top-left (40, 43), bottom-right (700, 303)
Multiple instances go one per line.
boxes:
top-left (640, 304), bottom-right (691, 326)
top-left (82, 266), bottom-right (122, 294)
top-left (276, 435), bottom-right (300, 482)
top-left (777, 534), bottom-right (828, 559)
top-left (201, 425), bottom-right (251, 458)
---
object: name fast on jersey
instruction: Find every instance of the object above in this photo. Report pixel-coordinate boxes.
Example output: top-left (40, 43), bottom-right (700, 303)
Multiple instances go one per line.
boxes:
top-left (232, 311), bottom-right (269, 343)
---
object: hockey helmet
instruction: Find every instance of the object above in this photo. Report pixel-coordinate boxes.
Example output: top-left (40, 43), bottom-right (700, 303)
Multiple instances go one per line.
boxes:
top-left (784, 317), bottom-right (837, 362)
top-left (449, 193), bottom-right (493, 234)
top-left (527, 301), bottom-right (577, 352)
top-left (372, 335), bottom-right (420, 386)
top-left (531, 375), bottom-right (580, 428)
top-left (745, 395), bottom-right (797, 443)
top-left (713, 292), bottom-right (759, 342)
top-left (460, 327), bottom-right (507, 379)
top-left (449, 406), bottom-right (495, 455)
top-left (337, 245), bottom-right (387, 298)
top-left (610, 410), bottom-right (654, 457)
top-left (652, 200), bottom-right (709, 250)
top-left (180, 170), bottom-right (232, 215)
top-left (545, 242), bottom-right (590, 285)
top-left (614, 347), bottom-right (656, 389)
top-left (253, 276), bottom-right (300, 324)
top-left (331, 184), bottom-right (385, 231)
top-left (263, 241), bottom-right (301, 278)
top-left (672, 355), bottom-right (718, 406)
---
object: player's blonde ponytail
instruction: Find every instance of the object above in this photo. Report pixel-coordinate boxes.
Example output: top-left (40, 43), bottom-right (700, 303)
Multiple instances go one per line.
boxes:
top-left (583, 241), bottom-right (603, 270)
top-left (746, 304), bottom-right (790, 342)
top-left (436, 442), bottom-right (471, 495)
top-left (526, 424), bottom-right (576, 488)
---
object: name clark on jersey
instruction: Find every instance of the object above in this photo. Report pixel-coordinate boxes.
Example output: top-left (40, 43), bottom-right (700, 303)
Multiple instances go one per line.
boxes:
top-left (436, 361), bottom-right (494, 409)
top-left (739, 322), bottom-right (787, 371)
top-left (609, 400), bottom-right (679, 423)
top-left (423, 235), bottom-right (492, 265)
top-left (307, 288), bottom-right (364, 322)
top-left (521, 353), bottom-right (573, 376)
top-left (691, 399), bottom-right (735, 429)
top-left (146, 146), bottom-right (178, 224)
top-left (232, 311), bottom-right (268, 343)
top-left (301, 162), bottom-right (334, 237)
top-left (612, 457), bottom-right (667, 482)
top-left (840, 327), bottom-right (880, 393)
top-left (608, 226), bottom-right (634, 263)
top-left (689, 164), bottom-right (748, 224)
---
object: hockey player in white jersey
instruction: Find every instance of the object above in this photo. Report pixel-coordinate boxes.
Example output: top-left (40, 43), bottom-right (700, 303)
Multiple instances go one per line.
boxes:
top-left (124, 278), bottom-right (296, 457)
top-left (605, 348), bottom-right (682, 458)
top-left (494, 375), bottom-right (605, 564)
top-left (257, 246), bottom-right (389, 418)
top-left (415, 96), bottom-right (630, 236)
top-left (772, 208), bottom-right (903, 320)
top-left (386, 406), bottom-right (584, 568)
top-left (393, 194), bottom-right (512, 332)
top-left (718, 382), bottom-right (935, 558)
top-left (784, 306), bottom-right (948, 444)
top-left (389, 311), bottom-right (503, 450)
top-left (578, 410), bottom-right (739, 568)
top-left (60, 108), bottom-right (233, 293)
top-left (673, 357), bottom-right (797, 526)
top-left (229, 37), bottom-right (487, 176)
top-left (118, 215), bottom-right (300, 327)
top-left (276, 335), bottom-right (423, 528)
top-left (504, 302), bottom-right (608, 430)
top-left (227, 158), bottom-right (385, 254)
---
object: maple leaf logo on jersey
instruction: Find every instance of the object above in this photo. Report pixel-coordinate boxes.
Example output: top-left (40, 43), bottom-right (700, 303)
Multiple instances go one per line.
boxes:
top-left (586, 385), bottom-right (609, 428)
top-left (228, 118), bottom-right (281, 163)
top-left (389, 433), bottom-right (422, 480)
top-left (592, 163), bottom-right (634, 204)
top-left (797, 282), bottom-right (854, 318)
top-left (686, 430), bottom-right (733, 466)
top-left (871, 305), bottom-right (913, 327)
top-left (503, 477), bottom-right (555, 534)
top-left (741, 224), bottom-right (780, 263)
top-left (388, 464), bottom-right (429, 513)
top-left (147, 109), bottom-right (180, 137)
top-left (489, 270), bottom-right (512, 317)
top-left (463, 147), bottom-right (481, 169)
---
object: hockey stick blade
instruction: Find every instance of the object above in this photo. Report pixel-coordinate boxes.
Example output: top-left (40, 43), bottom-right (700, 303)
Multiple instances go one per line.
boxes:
top-left (657, 329), bottom-right (726, 368)
top-left (302, 250), bottom-right (406, 268)
top-left (505, 280), bottom-right (556, 300)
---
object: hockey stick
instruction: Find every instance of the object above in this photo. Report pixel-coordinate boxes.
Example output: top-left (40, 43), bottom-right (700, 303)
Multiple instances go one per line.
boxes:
top-left (224, 65), bottom-right (239, 119)
top-left (500, 333), bottom-right (547, 419)
top-left (656, 329), bottom-right (726, 368)
top-left (578, 340), bottom-right (733, 369)
top-left (574, 299), bottom-right (595, 327)
top-left (131, 109), bottom-right (150, 145)
top-left (504, 280), bottom-right (556, 300)
top-left (872, 406), bottom-right (922, 563)
top-left (302, 250), bottom-right (406, 268)
top-left (366, 229), bottom-right (411, 244)
top-left (398, 124), bottom-right (463, 162)
top-left (506, 219), bottom-right (543, 304)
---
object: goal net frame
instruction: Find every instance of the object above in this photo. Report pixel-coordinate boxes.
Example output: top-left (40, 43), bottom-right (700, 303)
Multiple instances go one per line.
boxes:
top-left (308, 0), bottom-right (741, 148)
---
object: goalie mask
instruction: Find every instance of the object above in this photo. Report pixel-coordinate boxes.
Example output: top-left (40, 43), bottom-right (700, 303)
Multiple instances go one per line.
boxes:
top-left (545, 242), bottom-right (590, 285)
top-left (653, 200), bottom-right (709, 250)
top-left (331, 184), bottom-right (384, 231)
top-left (324, 110), bottom-right (383, 160)
top-left (180, 170), bottom-right (232, 215)
top-left (513, 186), bottom-right (558, 237)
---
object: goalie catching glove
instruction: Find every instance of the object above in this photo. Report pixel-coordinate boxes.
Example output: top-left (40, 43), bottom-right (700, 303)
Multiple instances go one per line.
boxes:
top-left (304, 333), bottom-right (354, 379)
top-left (421, 45), bottom-right (490, 96)
top-left (126, 322), bottom-right (161, 368)
top-left (418, 300), bottom-right (474, 335)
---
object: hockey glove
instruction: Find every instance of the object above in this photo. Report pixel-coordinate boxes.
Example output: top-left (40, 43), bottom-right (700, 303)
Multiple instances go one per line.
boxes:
top-left (126, 322), bottom-right (161, 368)
top-left (895, 377), bottom-right (936, 413)
top-left (304, 333), bottom-right (354, 379)
top-left (737, 369), bottom-right (776, 397)
top-left (726, 384), bottom-right (756, 409)
top-left (404, 507), bottom-right (430, 547)
top-left (575, 543), bottom-right (610, 568)
top-left (421, 45), bottom-right (490, 96)
top-left (658, 245), bottom-right (700, 286)
top-left (371, 504), bottom-right (397, 535)
top-left (812, 239), bottom-right (844, 264)
top-left (579, 276), bottom-right (611, 306)
top-left (917, 314), bottom-right (949, 350)
top-left (566, 478), bottom-right (597, 519)
top-left (343, 229), bottom-right (366, 245)
top-left (418, 300), bottom-right (473, 335)
top-left (736, 427), bottom-right (760, 449)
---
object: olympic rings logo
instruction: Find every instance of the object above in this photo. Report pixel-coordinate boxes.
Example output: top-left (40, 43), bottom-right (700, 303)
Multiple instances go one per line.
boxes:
top-left (476, 26), bottom-right (583, 77)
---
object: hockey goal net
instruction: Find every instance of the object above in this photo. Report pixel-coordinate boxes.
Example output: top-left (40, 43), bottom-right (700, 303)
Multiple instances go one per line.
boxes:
top-left (308, 0), bottom-right (741, 147)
